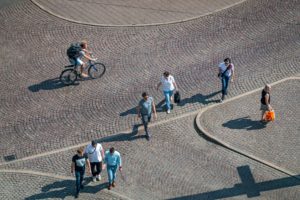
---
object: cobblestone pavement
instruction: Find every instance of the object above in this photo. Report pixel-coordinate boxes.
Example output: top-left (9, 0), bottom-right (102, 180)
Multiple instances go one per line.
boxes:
top-left (198, 78), bottom-right (300, 175)
top-left (1, 114), bottom-right (300, 199)
top-left (0, 171), bottom-right (128, 199)
top-left (0, 0), bottom-right (300, 199)
top-left (0, 0), bottom-right (299, 164)
top-left (31, 0), bottom-right (244, 26)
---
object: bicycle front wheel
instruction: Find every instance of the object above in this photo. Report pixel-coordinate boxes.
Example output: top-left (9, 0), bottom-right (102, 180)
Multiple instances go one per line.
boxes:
top-left (88, 63), bottom-right (106, 79)
top-left (60, 69), bottom-right (77, 85)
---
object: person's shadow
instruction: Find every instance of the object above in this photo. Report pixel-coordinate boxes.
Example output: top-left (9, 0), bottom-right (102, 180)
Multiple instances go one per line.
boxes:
top-left (24, 179), bottom-right (107, 199)
top-left (178, 91), bottom-right (221, 106)
top-left (222, 116), bottom-right (267, 130)
top-left (28, 77), bottom-right (78, 92)
top-left (97, 124), bottom-right (147, 143)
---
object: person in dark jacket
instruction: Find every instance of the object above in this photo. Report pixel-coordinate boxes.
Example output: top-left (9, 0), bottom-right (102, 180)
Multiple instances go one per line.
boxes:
top-left (260, 84), bottom-right (272, 121)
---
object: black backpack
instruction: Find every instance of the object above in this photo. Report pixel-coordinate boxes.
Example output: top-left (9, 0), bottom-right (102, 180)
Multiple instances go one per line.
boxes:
top-left (67, 43), bottom-right (82, 59)
top-left (174, 91), bottom-right (181, 103)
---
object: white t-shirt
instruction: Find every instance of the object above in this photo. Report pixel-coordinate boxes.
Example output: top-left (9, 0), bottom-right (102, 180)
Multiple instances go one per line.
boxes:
top-left (85, 143), bottom-right (103, 162)
top-left (160, 75), bottom-right (175, 91)
top-left (219, 62), bottom-right (234, 77)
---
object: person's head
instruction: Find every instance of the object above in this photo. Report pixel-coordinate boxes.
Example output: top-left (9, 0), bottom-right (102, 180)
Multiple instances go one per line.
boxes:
top-left (91, 140), bottom-right (97, 147)
top-left (224, 58), bottom-right (231, 66)
top-left (163, 71), bottom-right (170, 78)
top-left (109, 147), bottom-right (115, 154)
top-left (77, 147), bottom-right (84, 156)
top-left (142, 92), bottom-right (148, 100)
top-left (80, 40), bottom-right (88, 49)
top-left (264, 84), bottom-right (271, 92)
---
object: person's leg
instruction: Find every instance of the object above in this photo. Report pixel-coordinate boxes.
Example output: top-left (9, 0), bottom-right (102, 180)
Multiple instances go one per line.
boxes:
top-left (75, 171), bottom-right (81, 195)
top-left (107, 166), bottom-right (113, 189)
top-left (80, 170), bottom-right (84, 189)
top-left (164, 90), bottom-right (171, 112)
top-left (111, 166), bottom-right (117, 186)
top-left (221, 77), bottom-right (226, 100)
top-left (141, 115), bottom-right (149, 138)
top-left (96, 162), bottom-right (101, 180)
top-left (224, 76), bottom-right (230, 96)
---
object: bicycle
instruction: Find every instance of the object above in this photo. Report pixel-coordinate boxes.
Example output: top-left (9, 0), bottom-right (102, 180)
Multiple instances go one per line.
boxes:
top-left (60, 56), bottom-right (106, 85)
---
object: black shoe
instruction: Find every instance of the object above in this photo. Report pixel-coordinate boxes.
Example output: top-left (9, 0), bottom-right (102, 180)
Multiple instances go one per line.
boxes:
top-left (75, 193), bottom-right (79, 198)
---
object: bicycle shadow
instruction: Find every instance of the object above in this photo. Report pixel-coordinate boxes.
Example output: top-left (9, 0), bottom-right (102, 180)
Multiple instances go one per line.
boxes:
top-left (28, 77), bottom-right (79, 92)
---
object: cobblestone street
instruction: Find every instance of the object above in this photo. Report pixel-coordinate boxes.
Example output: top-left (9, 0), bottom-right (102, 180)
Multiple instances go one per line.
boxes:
top-left (0, 0), bottom-right (299, 199)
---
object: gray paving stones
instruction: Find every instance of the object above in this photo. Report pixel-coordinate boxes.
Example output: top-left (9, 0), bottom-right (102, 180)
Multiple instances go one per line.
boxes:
top-left (198, 78), bottom-right (300, 175)
top-left (32, 0), bottom-right (244, 26)
top-left (0, 0), bottom-right (300, 199)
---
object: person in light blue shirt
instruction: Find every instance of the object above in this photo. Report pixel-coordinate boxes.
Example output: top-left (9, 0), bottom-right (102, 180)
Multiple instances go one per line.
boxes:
top-left (105, 147), bottom-right (122, 190)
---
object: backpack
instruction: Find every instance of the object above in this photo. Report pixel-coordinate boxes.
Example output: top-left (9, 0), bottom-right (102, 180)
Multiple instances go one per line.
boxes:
top-left (67, 43), bottom-right (82, 59)
top-left (174, 91), bottom-right (181, 103)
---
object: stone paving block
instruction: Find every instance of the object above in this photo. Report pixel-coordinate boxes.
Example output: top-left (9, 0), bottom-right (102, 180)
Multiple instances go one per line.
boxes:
top-left (199, 78), bottom-right (300, 174)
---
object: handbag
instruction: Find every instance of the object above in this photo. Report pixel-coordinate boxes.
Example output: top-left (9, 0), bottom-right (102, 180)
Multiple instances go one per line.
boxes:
top-left (265, 110), bottom-right (275, 121)
top-left (174, 91), bottom-right (181, 103)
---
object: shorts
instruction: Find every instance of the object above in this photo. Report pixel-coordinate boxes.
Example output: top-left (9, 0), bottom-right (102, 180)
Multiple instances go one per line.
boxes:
top-left (69, 57), bottom-right (83, 66)
top-left (260, 104), bottom-right (268, 112)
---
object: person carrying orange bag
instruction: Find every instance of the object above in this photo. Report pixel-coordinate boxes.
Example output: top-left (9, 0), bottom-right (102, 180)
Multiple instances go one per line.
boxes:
top-left (260, 84), bottom-right (274, 122)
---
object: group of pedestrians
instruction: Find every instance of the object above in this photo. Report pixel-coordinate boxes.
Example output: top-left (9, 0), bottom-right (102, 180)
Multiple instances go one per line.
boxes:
top-left (71, 141), bottom-right (122, 198)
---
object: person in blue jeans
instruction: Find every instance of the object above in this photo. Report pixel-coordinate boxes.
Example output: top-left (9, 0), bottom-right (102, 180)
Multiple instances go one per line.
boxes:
top-left (105, 147), bottom-right (122, 190)
top-left (137, 92), bottom-right (157, 140)
top-left (71, 147), bottom-right (91, 198)
top-left (156, 71), bottom-right (178, 114)
top-left (218, 58), bottom-right (235, 102)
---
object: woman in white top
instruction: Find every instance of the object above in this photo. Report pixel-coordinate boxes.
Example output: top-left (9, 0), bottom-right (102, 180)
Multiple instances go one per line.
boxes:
top-left (156, 71), bottom-right (178, 114)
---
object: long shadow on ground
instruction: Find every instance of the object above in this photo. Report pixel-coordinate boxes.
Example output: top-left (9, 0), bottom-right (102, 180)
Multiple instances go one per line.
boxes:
top-left (169, 165), bottom-right (300, 200)
top-left (222, 116), bottom-right (268, 130)
top-left (24, 179), bottom-right (107, 199)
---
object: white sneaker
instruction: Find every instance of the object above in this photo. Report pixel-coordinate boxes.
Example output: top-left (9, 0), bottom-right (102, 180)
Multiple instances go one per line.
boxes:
top-left (92, 177), bottom-right (97, 182)
top-left (167, 109), bottom-right (171, 114)
top-left (96, 175), bottom-right (101, 181)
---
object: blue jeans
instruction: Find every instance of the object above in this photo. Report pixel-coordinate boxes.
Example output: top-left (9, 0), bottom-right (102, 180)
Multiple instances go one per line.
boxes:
top-left (75, 169), bottom-right (85, 194)
top-left (163, 90), bottom-right (174, 110)
top-left (221, 76), bottom-right (231, 96)
top-left (141, 114), bottom-right (151, 137)
top-left (107, 165), bottom-right (118, 185)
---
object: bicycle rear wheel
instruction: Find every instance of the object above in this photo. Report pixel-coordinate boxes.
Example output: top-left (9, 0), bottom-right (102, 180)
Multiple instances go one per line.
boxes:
top-left (60, 69), bottom-right (77, 85)
top-left (88, 63), bottom-right (106, 79)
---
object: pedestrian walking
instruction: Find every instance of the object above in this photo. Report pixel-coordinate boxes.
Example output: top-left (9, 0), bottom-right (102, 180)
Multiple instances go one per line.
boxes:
top-left (137, 92), bottom-right (157, 140)
top-left (71, 147), bottom-right (91, 198)
top-left (105, 147), bottom-right (122, 190)
top-left (260, 84), bottom-right (273, 122)
top-left (84, 140), bottom-right (105, 182)
top-left (156, 71), bottom-right (178, 113)
top-left (218, 58), bottom-right (235, 102)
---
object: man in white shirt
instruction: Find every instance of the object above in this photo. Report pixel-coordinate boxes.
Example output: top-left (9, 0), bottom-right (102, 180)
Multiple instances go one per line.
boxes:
top-left (218, 58), bottom-right (235, 102)
top-left (84, 140), bottom-right (105, 182)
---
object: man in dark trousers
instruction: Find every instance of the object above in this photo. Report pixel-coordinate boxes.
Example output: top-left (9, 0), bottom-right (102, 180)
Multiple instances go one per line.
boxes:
top-left (137, 92), bottom-right (157, 140)
top-left (218, 58), bottom-right (235, 102)
top-left (71, 147), bottom-right (91, 198)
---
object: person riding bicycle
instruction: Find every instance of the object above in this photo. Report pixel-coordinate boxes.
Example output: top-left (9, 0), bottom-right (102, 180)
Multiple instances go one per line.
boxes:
top-left (68, 40), bottom-right (96, 78)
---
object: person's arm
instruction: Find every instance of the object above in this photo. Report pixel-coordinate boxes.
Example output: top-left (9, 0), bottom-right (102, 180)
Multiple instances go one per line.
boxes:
top-left (101, 148), bottom-right (105, 161)
top-left (231, 65), bottom-right (235, 82)
top-left (265, 94), bottom-right (272, 110)
top-left (83, 54), bottom-right (96, 61)
top-left (152, 100), bottom-right (157, 119)
top-left (136, 105), bottom-right (141, 118)
top-left (71, 162), bottom-right (75, 174)
top-left (118, 154), bottom-right (122, 171)
top-left (156, 82), bottom-right (162, 90)
top-left (86, 159), bottom-right (91, 174)
top-left (173, 81), bottom-right (178, 91)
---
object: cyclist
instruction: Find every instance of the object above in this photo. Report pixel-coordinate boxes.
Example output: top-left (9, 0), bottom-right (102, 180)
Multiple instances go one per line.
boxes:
top-left (69, 40), bottom-right (96, 78)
